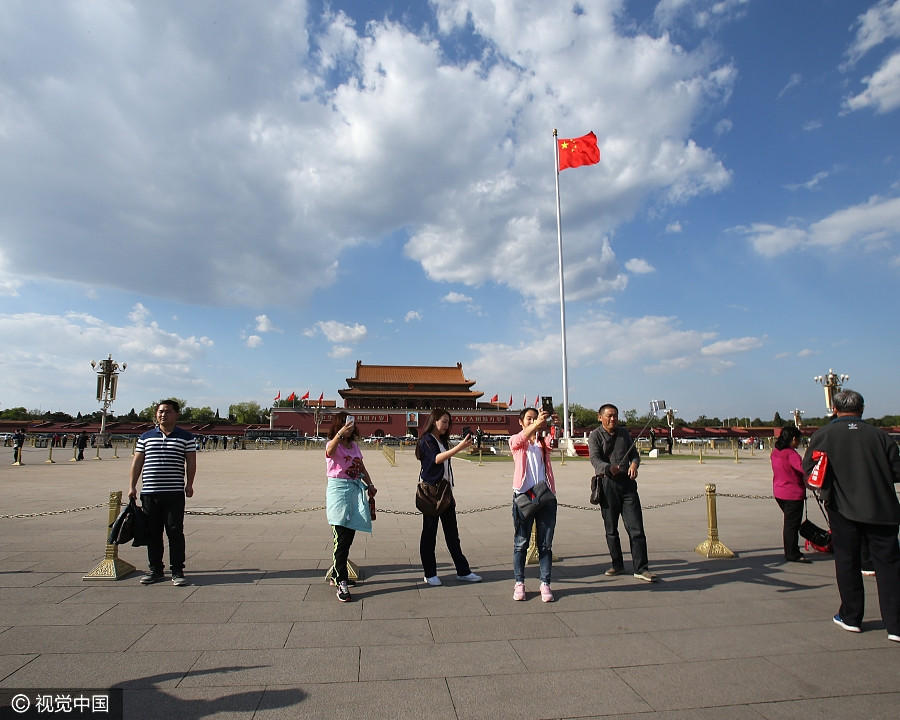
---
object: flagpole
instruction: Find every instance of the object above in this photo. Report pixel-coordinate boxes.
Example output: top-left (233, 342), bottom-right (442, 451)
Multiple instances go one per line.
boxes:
top-left (553, 129), bottom-right (571, 443)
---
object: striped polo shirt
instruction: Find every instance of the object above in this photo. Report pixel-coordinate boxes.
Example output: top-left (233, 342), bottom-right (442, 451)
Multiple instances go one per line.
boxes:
top-left (136, 426), bottom-right (196, 494)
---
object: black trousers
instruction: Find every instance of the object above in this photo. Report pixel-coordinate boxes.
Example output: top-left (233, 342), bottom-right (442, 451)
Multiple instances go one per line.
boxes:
top-left (420, 502), bottom-right (471, 578)
top-left (828, 507), bottom-right (900, 635)
top-left (330, 525), bottom-right (356, 583)
top-left (601, 476), bottom-right (649, 573)
top-left (776, 498), bottom-right (804, 560)
top-left (142, 492), bottom-right (186, 574)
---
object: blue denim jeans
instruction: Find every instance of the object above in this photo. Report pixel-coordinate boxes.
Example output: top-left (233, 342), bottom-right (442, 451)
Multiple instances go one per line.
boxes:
top-left (512, 495), bottom-right (557, 584)
top-left (601, 475), bottom-right (649, 573)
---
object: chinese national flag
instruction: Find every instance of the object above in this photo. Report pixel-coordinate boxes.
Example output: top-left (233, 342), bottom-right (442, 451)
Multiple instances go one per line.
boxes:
top-left (317, 392), bottom-right (324, 405)
top-left (533, 395), bottom-right (540, 408)
top-left (273, 391), bottom-right (281, 402)
top-left (508, 394), bottom-right (513, 409)
top-left (558, 131), bottom-right (600, 171)
top-left (490, 394), bottom-right (499, 403)
top-left (300, 391), bottom-right (310, 401)
top-left (286, 392), bottom-right (296, 402)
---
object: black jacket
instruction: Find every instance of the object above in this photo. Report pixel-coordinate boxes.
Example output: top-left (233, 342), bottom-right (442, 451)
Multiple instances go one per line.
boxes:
top-left (802, 416), bottom-right (900, 525)
top-left (417, 433), bottom-right (452, 486)
top-left (588, 425), bottom-right (640, 479)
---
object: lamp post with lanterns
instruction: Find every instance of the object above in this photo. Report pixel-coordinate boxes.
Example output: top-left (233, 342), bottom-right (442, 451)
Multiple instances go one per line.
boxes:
top-left (813, 368), bottom-right (849, 415)
top-left (91, 355), bottom-right (126, 449)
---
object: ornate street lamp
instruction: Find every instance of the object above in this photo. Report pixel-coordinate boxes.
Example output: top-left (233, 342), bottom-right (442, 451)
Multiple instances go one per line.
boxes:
top-left (813, 368), bottom-right (849, 415)
top-left (91, 355), bottom-right (126, 447)
top-left (791, 409), bottom-right (805, 428)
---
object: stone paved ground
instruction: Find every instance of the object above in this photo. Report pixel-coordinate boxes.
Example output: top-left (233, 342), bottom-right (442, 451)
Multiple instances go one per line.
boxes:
top-left (1, 442), bottom-right (898, 719)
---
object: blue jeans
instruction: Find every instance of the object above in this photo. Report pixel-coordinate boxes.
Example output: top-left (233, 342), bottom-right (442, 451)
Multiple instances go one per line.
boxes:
top-left (512, 495), bottom-right (557, 584)
top-left (601, 476), bottom-right (649, 573)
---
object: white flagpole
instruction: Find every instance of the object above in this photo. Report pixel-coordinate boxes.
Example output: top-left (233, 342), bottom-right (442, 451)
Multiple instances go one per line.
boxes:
top-left (553, 129), bottom-right (571, 442)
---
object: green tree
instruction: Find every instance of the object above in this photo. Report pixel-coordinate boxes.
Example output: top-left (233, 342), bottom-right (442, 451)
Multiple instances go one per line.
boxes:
top-left (229, 401), bottom-right (263, 424)
top-left (139, 398), bottom-right (188, 421)
top-left (624, 408), bottom-right (639, 424)
top-left (191, 406), bottom-right (216, 423)
top-left (773, 411), bottom-right (784, 427)
top-left (0, 407), bottom-right (30, 420)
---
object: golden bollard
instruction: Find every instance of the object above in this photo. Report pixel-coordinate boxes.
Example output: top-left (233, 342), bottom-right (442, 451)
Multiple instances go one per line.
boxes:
top-left (694, 484), bottom-right (735, 558)
top-left (698, 443), bottom-right (704, 464)
top-left (525, 519), bottom-right (560, 565)
top-left (45, 443), bottom-right (56, 464)
top-left (83, 491), bottom-right (137, 580)
top-left (69, 443), bottom-right (78, 462)
top-left (113, 442), bottom-right (119, 459)
top-left (93, 442), bottom-right (102, 461)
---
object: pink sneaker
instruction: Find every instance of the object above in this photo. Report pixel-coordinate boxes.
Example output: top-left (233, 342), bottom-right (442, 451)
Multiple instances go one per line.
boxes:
top-left (540, 583), bottom-right (554, 603)
top-left (513, 582), bottom-right (525, 601)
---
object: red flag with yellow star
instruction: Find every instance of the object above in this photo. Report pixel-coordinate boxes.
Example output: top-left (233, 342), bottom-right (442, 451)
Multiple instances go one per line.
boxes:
top-left (557, 131), bottom-right (600, 171)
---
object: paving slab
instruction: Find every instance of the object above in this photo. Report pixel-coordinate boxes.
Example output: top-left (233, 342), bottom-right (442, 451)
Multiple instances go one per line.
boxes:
top-left (359, 640), bottom-right (524, 681)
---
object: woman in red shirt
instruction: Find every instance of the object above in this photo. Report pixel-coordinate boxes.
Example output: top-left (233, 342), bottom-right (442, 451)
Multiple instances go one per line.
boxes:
top-left (772, 425), bottom-right (810, 563)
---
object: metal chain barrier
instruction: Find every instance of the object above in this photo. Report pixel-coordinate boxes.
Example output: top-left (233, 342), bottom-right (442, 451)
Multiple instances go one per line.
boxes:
top-left (1, 492), bottom-right (773, 520)
top-left (0, 503), bottom-right (106, 519)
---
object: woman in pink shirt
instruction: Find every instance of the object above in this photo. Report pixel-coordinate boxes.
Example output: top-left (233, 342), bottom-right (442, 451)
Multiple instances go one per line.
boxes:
top-left (771, 425), bottom-right (810, 563)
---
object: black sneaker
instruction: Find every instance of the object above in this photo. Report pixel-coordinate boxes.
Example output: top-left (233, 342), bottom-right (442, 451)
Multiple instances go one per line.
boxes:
top-left (171, 573), bottom-right (189, 587)
top-left (336, 580), bottom-right (352, 602)
top-left (140, 571), bottom-right (165, 585)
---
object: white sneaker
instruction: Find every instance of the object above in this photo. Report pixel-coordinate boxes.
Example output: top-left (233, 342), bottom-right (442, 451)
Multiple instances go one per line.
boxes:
top-left (456, 572), bottom-right (482, 583)
top-left (423, 576), bottom-right (442, 586)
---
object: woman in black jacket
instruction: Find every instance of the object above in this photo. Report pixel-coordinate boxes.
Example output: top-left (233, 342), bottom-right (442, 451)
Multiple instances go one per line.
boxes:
top-left (416, 408), bottom-right (482, 586)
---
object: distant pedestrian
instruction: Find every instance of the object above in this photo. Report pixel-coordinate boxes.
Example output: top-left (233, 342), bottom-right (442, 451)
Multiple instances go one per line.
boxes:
top-left (12, 429), bottom-right (25, 464)
top-left (771, 425), bottom-right (811, 563)
top-left (129, 400), bottom-right (196, 587)
top-left (62, 434), bottom-right (68, 449)
top-left (76, 432), bottom-right (88, 461)
top-left (416, 409), bottom-right (482, 586)
top-left (802, 390), bottom-right (899, 643)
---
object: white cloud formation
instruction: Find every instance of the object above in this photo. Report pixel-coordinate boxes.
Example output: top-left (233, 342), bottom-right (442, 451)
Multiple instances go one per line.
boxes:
top-left (0, 309), bottom-right (213, 412)
top-left (843, 0), bottom-right (900, 68)
top-left (128, 303), bottom-right (151, 324)
top-left (843, 52), bottom-right (900, 114)
top-left (246, 335), bottom-right (262, 348)
top-left (665, 221), bottom-right (683, 234)
top-left (784, 170), bottom-right (830, 192)
top-left (777, 73), bottom-right (802, 99)
top-left (255, 314), bottom-right (280, 333)
top-left (443, 292), bottom-right (473, 304)
top-left (802, 119), bottom-right (823, 131)
top-left (329, 345), bottom-right (352, 358)
top-left (306, 320), bottom-right (367, 343)
top-left (700, 336), bottom-right (763, 355)
top-left (714, 118), bottom-right (733, 136)
top-left (739, 195), bottom-right (900, 257)
top-left (0, 2), bottom-right (734, 311)
top-left (654, 0), bottom-right (750, 30)
top-left (625, 258), bottom-right (656, 274)
top-left (404, 310), bottom-right (422, 322)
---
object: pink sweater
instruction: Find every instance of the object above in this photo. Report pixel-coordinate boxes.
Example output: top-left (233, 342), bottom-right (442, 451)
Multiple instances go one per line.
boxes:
top-left (509, 430), bottom-right (556, 493)
top-left (771, 447), bottom-right (805, 500)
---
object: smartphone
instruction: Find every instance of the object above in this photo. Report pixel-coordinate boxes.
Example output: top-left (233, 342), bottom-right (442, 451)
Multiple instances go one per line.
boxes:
top-left (346, 415), bottom-right (355, 425)
top-left (541, 396), bottom-right (554, 418)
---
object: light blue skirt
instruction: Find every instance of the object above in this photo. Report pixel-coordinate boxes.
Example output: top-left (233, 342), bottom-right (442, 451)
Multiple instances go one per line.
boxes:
top-left (325, 477), bottom-right (372, 533)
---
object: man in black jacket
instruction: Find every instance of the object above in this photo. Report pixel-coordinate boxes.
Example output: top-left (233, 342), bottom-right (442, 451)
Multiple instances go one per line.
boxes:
top-left (588, 404), bottom-right (657, 582)
top-left (803, 390), bottom-right (900, 642)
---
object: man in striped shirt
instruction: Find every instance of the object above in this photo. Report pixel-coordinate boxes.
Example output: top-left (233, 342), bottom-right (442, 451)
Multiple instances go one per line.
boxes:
top-left (128, 399), bottom-right (196, 586)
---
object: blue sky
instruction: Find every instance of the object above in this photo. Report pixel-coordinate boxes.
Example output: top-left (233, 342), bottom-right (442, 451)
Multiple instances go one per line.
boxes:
top-left (1, 0), bottom-right (899, 422)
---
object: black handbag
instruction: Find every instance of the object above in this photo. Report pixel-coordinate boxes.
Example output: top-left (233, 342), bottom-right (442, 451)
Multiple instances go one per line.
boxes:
top-left (514, 482), bottom-right (556, 521)
top-left (799, 519), bottom-right (832, 552)
top-left (416, 479), bottom-right (453, 517)
top-left (107, 498), bottom-right (149, 547)
top-left (590, 475), bottom-right (607, 507)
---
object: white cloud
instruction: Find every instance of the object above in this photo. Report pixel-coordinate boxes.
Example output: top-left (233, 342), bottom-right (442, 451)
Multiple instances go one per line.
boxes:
top-left (128, 303), bottom-right (151, 324)
top-left (665, 221), bottom-right (683, 234)
top-left (255, 314), bottom-right (279, 333)
top-left (246, 335), bottom-right (262, 348)
top-left (654, 0), bottom-right (750, 30)
top-left (0, 3), bottom-right (734, 312)
top-left (777, 73), bottom-right (802, 99)
top-left (802, 119), bottom-right (823, 132)
top-left (784, 170), bottom-right (830, 192)
top-left (625, 258), bottom-right (656, 274)
top-left (843, 0), bottom-right (900, 68)
top-left (329, 345), bottom-right (352, 358)
top-left (443, 292), bottom-right (472, 304)
top-left (307, 320), bottom-right (367, 343)
top-left (700, 336), bottom-right (763, 355)
top-left (740, 195), bottom-right (900, 256)
top-left (714, 118), bottom-right (733, 136)
top-left (0, 309), bottom-right (213, 412)
top-left (404, 310), bottom-right (422, 323)
top-left (844, 52), bottom-right (900, 114)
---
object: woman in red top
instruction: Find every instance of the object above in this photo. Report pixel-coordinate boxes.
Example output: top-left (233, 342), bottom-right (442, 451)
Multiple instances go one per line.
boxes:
top-left (771, 425), bottom-right (810, 563)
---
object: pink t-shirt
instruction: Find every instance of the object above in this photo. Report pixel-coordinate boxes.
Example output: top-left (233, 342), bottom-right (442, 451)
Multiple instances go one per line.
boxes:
top-left (326, 441), bottom-right (364, 479)
top-left (771, 447), bottom-right (805, 500)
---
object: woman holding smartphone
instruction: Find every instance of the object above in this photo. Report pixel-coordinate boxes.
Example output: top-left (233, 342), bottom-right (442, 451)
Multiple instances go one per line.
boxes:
top-left (416, 408), bottom-right (482, 586)
top-left (508, 406), bottom-right (558, 601)
top-left (325, 411), bottom-right (376, 602)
